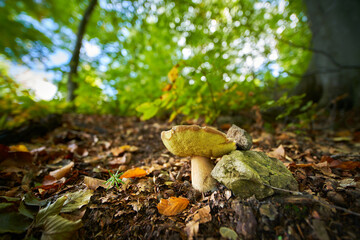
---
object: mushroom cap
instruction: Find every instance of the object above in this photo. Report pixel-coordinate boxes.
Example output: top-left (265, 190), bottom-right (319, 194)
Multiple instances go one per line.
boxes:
top-left (161, 125), bottom-right (236, 158)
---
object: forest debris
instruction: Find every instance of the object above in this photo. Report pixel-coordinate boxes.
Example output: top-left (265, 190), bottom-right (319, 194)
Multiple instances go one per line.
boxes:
top-left (259, 203), bottom-right (278, 221)
top-left (120, 167), bottom-right (147, 179)
top-left (211, 151), bottom-right (298, 199)
top-left (84, 176), bottom-right (107, 190)
top-left (219, 227), bottom-right (238, 240)
top-left (110, 145), bottom-right (138, 156)
top-left (268, 145), bottom-right (285, 161)
top-left (61, 189), bottom-right (94, 213)
top-left (231, 201), bottom-right (257, 239)
top-left (9, 144), bottom-right (28, 152)
top-left (49, 161), bottom-right (74, 180)
top-left (338, 178), bottom-right (356, 188)
top-left (108, 153), bottom-right (131, 166)
top-left (157, 197), bottom-right (189, 216)
top-left (185, 206), bottom-right (212, 239)
top-left (312, 219), bottom-right (330, 240)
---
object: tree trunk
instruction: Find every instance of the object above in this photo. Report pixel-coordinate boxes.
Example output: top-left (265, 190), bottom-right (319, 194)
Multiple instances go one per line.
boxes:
top-left (67, 0), bottom-right (98, 102)
top-left (295, 0), bottom-right (360, 109)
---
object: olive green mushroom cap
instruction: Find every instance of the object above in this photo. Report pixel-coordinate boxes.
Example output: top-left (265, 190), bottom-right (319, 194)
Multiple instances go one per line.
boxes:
top-left (161, 125), bottom-right (236, 158)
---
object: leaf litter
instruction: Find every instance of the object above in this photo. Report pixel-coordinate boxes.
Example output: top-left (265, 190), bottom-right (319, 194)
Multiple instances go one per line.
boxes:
top-left (0, 114), bottom-right (360, 239)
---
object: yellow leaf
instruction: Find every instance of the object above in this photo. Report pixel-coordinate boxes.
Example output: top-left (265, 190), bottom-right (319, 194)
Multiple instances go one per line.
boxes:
top-left (157, 197), bottom-right (189, 216)
top-left (111, 145), bottom-right (139, 156)
top-left (120, 167), bottom-right (147, 179)
top-left (9, 145), bottom-right (28, 152)
top-left (168, 66), bottom-right (179, 83)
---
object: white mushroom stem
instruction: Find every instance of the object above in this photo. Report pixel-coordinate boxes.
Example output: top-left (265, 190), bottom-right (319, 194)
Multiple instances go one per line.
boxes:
top-left (191, 156), bottom-right (217, 192)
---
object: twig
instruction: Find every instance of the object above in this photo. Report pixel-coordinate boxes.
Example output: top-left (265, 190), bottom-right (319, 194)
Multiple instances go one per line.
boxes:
top-left (276, 37), bottom-right (360, 70)
top-left (262, 183), bottom-right (360, 217)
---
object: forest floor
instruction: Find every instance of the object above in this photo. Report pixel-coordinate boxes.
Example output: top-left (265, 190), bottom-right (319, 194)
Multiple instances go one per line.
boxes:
top-left (1, 113), bottom-right (360, 240)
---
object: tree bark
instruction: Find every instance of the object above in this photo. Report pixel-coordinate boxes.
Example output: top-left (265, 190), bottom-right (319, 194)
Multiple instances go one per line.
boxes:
top-left (295, 0), bottom-right (360, 109)
top-left (67, 0), bottom-right (98, 102)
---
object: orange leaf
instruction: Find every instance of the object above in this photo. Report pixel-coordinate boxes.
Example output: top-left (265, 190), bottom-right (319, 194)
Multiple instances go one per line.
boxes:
top-left (162, 84), bottom-right (172, 92)
top-left (157, 197), bottom-right (189, 216)
top-left (120, 167), bottom-right (147, 179)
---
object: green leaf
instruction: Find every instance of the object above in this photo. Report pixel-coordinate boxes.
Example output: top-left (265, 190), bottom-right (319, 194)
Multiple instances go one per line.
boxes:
top-left (219, 227), bottom-right (238, 240)
top-left (0, 212), bottom-right (32, 233)
top-left (24, 192), bottom-right (48, 207)
top-left (136, 102), bottom-right (159, 120)
top-left (61, 189), bottom-right (93, 213)
top-left (0, 196), bottom-right (20, 202)
top-left (41, 215), bottom-right (82, 240)
top-left (0, 202), bottom-right (14, 210)
top-left (19, 201), bottom-right (36, 219)
top-left (36, 196), bottom-right (67, 227)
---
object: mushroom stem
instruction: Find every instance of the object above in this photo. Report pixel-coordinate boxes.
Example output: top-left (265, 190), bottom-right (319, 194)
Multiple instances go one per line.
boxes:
top-left (191, 156), bottom-right (217, 192)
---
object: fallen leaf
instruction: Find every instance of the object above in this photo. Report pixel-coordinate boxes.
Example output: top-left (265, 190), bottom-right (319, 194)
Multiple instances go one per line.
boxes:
top-left (42, 215), bottom-right (82, 240)
top-left (108, 153), bottom-right (132, 166)
top-left (9, 144), bottom-right (28, 152)
top-left (120, 167), bottom-right (147, 179)
top-left (0, 212), bottom-right (32, 234)
top-left (61, 189), bottom-right (94, 213)
top-left (219, 227), bottom-right (238, 240)
top-left (49, 162), bottom-right (74, 180)
top-left (83, 176), bottom-right (107, 190)
top-left (185, 205), bottom-right (212, 239)
top-left (157, 197), bottom-right (189, 216)
top-left (111, 145), bottom-right (139, 156)
top-left (321, 156), bottom-right (360, 170)
top-left (268, 145), bottom-right (285, 160)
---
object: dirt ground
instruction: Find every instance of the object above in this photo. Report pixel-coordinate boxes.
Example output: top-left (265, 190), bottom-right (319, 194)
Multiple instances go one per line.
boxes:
top-left (1, 114), bottom-right (360, 239)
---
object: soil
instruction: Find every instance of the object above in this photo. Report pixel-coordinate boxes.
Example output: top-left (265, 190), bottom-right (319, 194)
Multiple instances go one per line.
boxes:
top-left (1, 114), bottom-right (360, 240)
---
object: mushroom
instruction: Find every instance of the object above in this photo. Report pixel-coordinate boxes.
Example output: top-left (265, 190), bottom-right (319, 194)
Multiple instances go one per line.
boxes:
top-left (161, 125), bottom-right (236, 192)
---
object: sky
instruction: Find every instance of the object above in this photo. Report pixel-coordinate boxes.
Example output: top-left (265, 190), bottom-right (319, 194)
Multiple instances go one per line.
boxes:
top-left (9, 41), bottom-right (102, 100)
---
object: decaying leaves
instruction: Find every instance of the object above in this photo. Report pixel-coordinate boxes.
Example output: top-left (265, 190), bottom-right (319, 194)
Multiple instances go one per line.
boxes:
top-left (120, 167), bottom-right (147, 179)
top-left (157, 197), bottom-right (189, 216)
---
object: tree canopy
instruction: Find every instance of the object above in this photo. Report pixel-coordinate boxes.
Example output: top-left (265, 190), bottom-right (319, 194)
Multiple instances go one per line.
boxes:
top-left (1, 0), bottom-right (315, 129)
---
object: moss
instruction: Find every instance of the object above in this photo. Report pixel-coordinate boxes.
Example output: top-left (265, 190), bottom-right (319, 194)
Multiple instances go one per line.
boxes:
top-left (211, 151), bottom-right (298, 199)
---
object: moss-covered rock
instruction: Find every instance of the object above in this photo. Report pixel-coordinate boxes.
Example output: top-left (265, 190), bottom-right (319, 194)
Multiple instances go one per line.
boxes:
top-left (211, 150), bottom-right (298, 199)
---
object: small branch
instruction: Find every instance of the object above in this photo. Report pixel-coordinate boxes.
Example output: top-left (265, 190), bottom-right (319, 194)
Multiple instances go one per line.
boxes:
top-left (276, 37), bottom-right (360, 70)
top-left (67, 0), bottom-right (98, 102)
top-left (200, 70), bottom-right (218, 113)
top-left (263, 183), bottom-right (360, 217)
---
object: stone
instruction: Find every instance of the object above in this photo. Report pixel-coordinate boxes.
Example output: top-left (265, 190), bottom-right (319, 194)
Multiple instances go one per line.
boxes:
top-left (211, 150), bottom-right (298, 199)
top-left (226, 125), bottom-right (252, 150)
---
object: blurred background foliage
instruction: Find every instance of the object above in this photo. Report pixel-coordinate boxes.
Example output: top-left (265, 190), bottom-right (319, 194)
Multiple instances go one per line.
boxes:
top-left (0, 0), bottom-right (315, 129)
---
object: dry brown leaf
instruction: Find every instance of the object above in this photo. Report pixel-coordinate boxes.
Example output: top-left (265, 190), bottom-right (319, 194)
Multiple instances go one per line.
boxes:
top-left (84, 176), bottom-right (107, 190)
top-left (268, 145), bottom-right (285, 160)
top-left (120, 167), bottom-right (147, 179)
top-left (111, 145), bottom-right (139, 156)
top-left (157, 197), bottom-right (189, 216)
top-left (109, 153), bottom-right (132, 165)
top-left (185, 206), bottom-right (212, 239)
top-left (49, 161), bottom-right (74, 179)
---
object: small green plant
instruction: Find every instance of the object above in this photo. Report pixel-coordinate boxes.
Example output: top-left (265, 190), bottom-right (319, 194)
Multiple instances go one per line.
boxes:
top-left (105, 170), bottom-right (124, 190)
